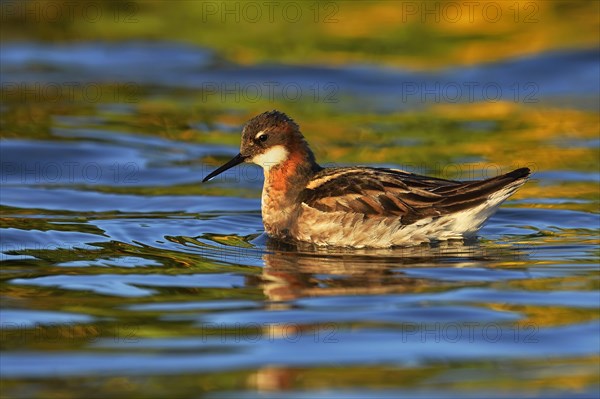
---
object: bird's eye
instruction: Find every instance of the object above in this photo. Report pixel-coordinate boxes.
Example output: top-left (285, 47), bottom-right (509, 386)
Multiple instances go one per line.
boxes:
top-left (258, 134), bottom-right (268, 142)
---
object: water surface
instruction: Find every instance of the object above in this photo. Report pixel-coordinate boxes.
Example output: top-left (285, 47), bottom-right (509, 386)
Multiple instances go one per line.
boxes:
top-left (1, 42), bottom-right (599, 398)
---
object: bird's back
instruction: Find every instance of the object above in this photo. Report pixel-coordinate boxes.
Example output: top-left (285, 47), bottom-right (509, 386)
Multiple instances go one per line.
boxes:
top-left (291, 167), bottom-right (530, 247)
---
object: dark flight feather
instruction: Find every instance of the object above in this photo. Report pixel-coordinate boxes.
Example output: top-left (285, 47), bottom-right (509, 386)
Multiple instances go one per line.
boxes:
top-left (299, 167), bottom-right (530, 225)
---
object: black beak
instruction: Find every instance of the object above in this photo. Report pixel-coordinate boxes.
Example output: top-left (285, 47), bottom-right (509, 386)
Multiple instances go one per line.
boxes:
top-left (202, 153), bottom-right (248, 182)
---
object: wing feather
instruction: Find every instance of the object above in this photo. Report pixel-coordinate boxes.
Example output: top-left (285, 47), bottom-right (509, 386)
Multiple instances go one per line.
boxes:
top-left (299, 167), bottom-right (530, 225)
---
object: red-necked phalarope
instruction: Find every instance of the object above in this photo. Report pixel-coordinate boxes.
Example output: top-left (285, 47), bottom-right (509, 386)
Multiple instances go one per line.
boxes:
top-left (203, 110), bottom-right (530, 248)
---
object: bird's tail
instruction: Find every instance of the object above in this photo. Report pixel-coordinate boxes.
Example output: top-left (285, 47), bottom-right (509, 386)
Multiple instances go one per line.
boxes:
top-left (434, 167), bottom-right (531, 236)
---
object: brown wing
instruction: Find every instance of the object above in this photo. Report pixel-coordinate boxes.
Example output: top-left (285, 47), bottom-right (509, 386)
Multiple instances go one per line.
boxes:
top-left (298, 167), bottom-right (530, 225)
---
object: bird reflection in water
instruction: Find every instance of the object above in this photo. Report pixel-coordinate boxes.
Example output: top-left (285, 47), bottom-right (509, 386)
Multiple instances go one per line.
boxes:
top-left (241, 235), bottom-right (529, 303)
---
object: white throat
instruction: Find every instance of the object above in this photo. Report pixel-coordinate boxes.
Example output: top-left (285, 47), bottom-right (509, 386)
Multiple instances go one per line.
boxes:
top-left (251, 145), bottom-right (289, 174)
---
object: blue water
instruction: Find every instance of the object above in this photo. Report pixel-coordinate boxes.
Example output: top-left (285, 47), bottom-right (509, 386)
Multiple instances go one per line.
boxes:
top-left (1, 42), bottom-right (599, 398)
